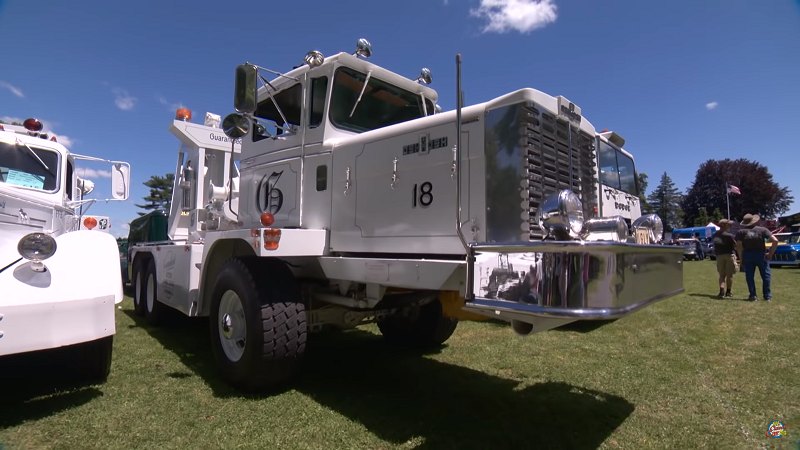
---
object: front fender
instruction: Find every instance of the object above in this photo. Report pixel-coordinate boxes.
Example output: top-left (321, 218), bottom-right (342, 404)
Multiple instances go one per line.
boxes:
top-left (1, 230), bottom-right (123, 305)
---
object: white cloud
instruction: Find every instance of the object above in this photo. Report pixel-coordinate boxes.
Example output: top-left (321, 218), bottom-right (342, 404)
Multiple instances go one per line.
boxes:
top-left (157, 95), bottom-right (185, 113)
top-left (0, 81), bottom-right (24, 98)
top-left (705, 101), bottom-right (718, 111)
top-left (471, 0), bottom-right (557, 34)
top-left (113, 88), bottom-right (136, 111)
top-left (76, 168), bottom-right (113, 179)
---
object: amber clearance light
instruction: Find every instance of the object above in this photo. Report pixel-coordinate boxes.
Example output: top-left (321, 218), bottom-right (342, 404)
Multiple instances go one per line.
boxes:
top-left (260, 212), bottom-right (275, 226)
top-left (83, 216), bottom-right (98, 230)
top-left (175, 107), bottom-right (192, 121)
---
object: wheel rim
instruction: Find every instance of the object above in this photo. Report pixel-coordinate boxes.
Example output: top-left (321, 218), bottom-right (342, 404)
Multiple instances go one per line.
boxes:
top-left (134, 272), bottom-right (142, 307)
top-left (218, 290), bottom-right (246, 362)
top-left (146, 271), bottom-right (155, 313)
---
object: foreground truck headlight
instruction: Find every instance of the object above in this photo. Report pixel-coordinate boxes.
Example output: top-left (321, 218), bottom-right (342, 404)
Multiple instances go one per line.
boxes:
top-left (17, 232), bottom-right (57, 272)
top-left (537, 190), bottom-right (584, 240)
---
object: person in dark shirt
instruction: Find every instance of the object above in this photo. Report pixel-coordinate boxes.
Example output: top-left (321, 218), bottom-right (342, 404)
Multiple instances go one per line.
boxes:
top-left (712, 219), bottom-right (737, 298)
top-left (734, 213), bottom-right (778, 301)
top-left (693, 233), bottom-right (705, 260)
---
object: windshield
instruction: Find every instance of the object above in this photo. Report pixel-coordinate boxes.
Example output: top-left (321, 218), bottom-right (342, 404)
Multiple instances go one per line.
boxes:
top-left (0, 141), bottom-right (59, 191)
top-left (330, 67), bottom-right (433, 133)
top-left (598, 140), bottom-right (638, 196)
top-left (778, 234), bottom-right (800, 244)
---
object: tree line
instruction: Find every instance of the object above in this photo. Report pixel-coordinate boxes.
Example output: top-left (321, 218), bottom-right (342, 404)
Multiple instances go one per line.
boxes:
top-left (643, 158), bottom-right (792, 230)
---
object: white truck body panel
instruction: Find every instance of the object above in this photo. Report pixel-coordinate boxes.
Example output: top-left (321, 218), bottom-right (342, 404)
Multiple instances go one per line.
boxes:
top-left (0, 122), bottom-right (127, 360)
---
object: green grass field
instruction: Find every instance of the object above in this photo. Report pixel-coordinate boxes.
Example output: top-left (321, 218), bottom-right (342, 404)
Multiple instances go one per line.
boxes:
top-left (1, 261), bottom-right (798, 449)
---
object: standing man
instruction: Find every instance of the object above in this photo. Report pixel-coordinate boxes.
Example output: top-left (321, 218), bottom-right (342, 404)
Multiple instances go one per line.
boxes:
top-left (712, 219), bottom-right (737, 298)
top-left (735, 213), bottom-right (778, 301)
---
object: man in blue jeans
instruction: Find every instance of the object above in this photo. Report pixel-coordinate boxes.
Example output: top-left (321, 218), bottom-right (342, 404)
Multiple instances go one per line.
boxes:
top-left (734, 213), bottom-right (778, 301)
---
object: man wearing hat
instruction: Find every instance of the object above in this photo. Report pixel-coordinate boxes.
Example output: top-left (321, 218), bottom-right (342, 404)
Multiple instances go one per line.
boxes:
top-left (712, 219), bottom-right (737, 298)
top-left (734, 213), bottom-right (778, 301)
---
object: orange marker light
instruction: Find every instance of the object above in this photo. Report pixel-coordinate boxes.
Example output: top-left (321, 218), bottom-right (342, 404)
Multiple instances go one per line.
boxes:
top-left (263, 228), bottom-right (281, 250)
top-left (260, 212), bottom-right (275, 226)
top-left (175, 108), bottom-right (192, 121)
top-left (83, 216), bottom-right (98, 230)
top-left (23, 118), bottom-right (44, 132)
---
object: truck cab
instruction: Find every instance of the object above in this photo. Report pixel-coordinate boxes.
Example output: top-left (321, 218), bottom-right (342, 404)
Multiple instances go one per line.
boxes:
top-left (0, 118), bottom-right (130, 380)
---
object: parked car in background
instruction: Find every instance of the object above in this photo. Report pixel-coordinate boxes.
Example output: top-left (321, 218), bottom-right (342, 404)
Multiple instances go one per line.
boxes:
top-left (770, 231), bottom-right (800, 267)
top-left (677, 238), bottom-right (704, 260)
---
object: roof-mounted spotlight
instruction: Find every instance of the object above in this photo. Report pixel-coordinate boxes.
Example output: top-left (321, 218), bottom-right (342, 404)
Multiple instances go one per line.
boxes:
top-left (417, 67), bottom-right (432, 84)
top-left (304, 50), bottom-right (325, 68)
top-left (354, 38), bottom-right (372, 58)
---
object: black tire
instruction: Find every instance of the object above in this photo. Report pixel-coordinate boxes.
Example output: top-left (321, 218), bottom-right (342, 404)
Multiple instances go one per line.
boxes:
top-left (142, 259), bottom-right (164, 325)
top-left (209, 258), bottom-right (307, 391)
top-left (132, 259), bottom-right (145, 316)
top-left (377, 296), bottom-right (458, 348)
top-left (74, 336), bottom-right (113, 382)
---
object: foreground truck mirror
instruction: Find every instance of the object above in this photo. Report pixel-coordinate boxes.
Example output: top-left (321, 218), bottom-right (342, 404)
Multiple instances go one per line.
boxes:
top-left (111, 162), bottom-right (130, 200)
top-left (222, 113), bottom-right (251, 139)
top-left (234, 64), bottom-right (258, 114)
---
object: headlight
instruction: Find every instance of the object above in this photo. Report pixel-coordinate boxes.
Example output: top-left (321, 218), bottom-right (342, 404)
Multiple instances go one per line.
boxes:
top-left (631, 214), bottom-right (664, 244)
top-left (582, 215), bottom-right (629, 242)
top-left (537, 190), bottom-right (584, 240)
top-left (18, 233), bottom-right (57, 271)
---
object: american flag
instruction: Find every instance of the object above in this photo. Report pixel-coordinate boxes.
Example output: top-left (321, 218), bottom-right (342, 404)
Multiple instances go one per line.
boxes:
top-left (727, 184), bottom-right (741, 195)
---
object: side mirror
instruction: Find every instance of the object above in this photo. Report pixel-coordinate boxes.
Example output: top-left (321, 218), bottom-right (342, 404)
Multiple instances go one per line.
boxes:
top-left (222, 113), bottom-right (251, 139)
top-left (234, 64), bottom-right (258, 114)
top-left (111, 162), bottom-right (130, 200)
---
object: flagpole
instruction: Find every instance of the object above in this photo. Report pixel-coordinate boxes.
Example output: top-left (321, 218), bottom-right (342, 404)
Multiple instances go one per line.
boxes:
top-left (726, 183), bottom-right (730, 219)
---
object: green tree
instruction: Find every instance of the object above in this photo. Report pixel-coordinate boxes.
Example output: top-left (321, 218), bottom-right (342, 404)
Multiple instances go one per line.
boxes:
top-left (694, 207), bottom-right (710, 226)
top-left (135, 173), bottom-right (174, 215)
top-left (647, 172), bottom-right (683, 230)
top-left (711, 208), bottom-right (724, 223)
top-left (682, 159), bottom-right (792, 224)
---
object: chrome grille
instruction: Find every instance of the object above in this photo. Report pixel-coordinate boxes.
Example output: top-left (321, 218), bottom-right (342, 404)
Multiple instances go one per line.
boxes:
top-left (484, 101), bottom-right (597, 242)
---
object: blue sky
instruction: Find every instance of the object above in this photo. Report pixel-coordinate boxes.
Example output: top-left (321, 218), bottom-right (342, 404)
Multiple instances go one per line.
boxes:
top-left (1, 0), bottom-right (799, 237)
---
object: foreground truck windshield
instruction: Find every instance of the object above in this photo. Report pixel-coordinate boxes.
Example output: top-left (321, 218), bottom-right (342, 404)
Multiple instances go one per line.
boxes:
top-left (129, 39), bottom-right (684, 392)
top-left (0, 141), bottom-right (59, 190)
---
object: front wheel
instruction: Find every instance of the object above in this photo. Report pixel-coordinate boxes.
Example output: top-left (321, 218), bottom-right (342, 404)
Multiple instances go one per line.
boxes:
top-left (132, 260), bottom-right (145, 316)
top-left (73, 336), bottom-right (113, 382)
top-left (209, 258), bottom-right (307, 391)
top-left (377, 297), bottom-right (458, 349)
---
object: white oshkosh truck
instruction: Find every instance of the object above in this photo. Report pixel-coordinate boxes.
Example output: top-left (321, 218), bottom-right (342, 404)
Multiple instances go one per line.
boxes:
top-left (0, 118), bottom-right (130, 380)
top-left (129, 40), bottom-right (683, 391)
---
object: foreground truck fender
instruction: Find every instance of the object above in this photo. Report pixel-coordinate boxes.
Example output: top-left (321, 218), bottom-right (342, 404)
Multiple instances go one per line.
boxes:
top-left (130, 40), bottom-right (684, 391)
top-left (0, 119), bottom-right (130, 381)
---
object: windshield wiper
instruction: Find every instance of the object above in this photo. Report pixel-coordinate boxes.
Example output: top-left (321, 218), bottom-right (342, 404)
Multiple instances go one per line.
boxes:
top-left (349, 70), bottom-right (373, 118)
top-left (16, 138), bottom-right (50, 172)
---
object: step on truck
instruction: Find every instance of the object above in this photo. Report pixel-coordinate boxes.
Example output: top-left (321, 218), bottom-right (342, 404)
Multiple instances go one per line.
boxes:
top-left (129, 39), bottom-right (684, 391)
top-left (0, 118), bottom-right (130, 380)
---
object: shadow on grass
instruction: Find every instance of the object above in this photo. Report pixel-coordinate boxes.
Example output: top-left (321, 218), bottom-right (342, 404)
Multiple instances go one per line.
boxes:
top-left (0, 350), bottom-right (104, 428)
top-left (127, 308), bottom-right (634, 449)
top-left (687, 293), bottom-right (753, 302)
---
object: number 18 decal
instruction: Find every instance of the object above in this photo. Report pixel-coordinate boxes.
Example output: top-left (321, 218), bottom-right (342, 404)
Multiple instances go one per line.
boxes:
top-left (412, 182), bottom-right (433, 207)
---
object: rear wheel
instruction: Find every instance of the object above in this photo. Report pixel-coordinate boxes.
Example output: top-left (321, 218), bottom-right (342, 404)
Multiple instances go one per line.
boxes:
top-left (378, 296), bottom-right (458, 349)
top-left (209, 258), bottom-right (306, 391)
top-left (142, 260), bottom-right (164, 325)
top-left (132, 260), bottom-right (145, 316)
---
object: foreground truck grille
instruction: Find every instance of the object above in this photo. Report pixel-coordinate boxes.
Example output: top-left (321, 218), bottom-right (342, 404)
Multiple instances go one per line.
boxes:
top-left (484, 101), bottom-right (597, 242)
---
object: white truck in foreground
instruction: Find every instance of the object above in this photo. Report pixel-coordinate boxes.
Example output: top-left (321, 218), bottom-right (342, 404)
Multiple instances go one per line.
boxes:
top-left (0, 118), bottom-right (130, 380)
top-left (130, 40), bottom-right (684, 391)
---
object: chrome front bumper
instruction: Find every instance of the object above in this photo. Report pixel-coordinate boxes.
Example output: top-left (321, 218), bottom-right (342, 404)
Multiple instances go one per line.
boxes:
top-left (463, 241), bottom-right (684, 326)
